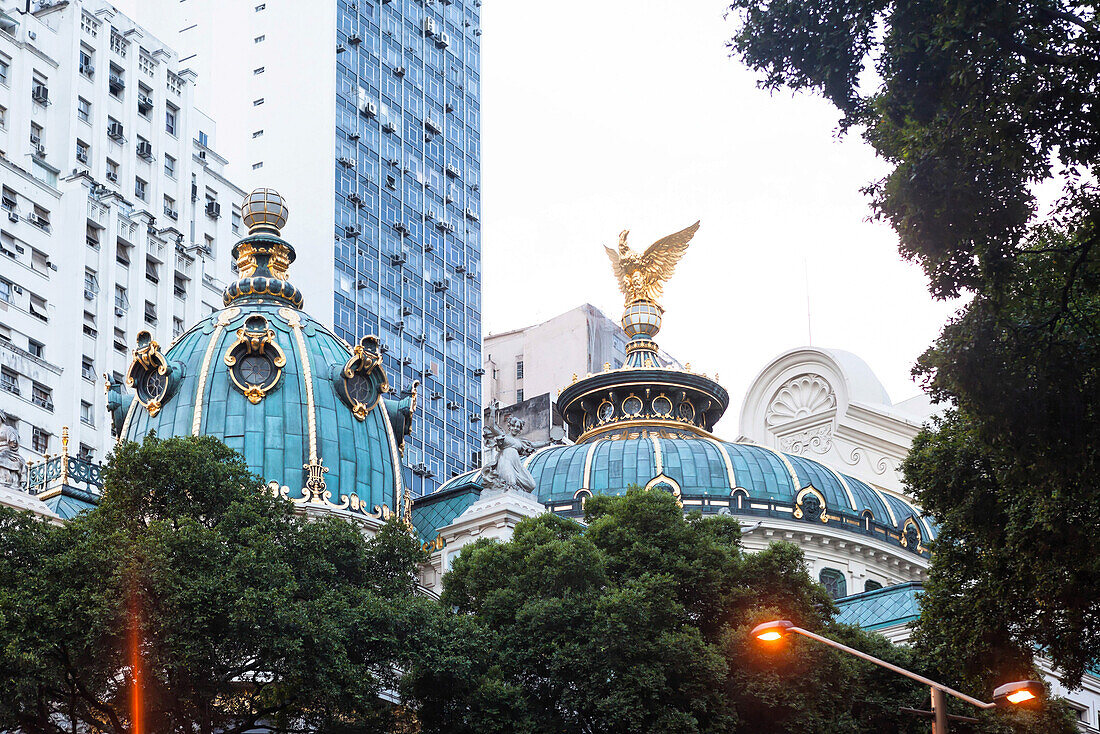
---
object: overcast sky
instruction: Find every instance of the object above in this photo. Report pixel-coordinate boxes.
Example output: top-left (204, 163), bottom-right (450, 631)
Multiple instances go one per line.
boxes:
top-left (480, 0), bottom-right (961, 432)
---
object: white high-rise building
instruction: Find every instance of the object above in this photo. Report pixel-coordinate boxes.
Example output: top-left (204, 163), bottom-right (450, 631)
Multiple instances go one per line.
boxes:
top-left (0, 0), bottom-right (243, 464)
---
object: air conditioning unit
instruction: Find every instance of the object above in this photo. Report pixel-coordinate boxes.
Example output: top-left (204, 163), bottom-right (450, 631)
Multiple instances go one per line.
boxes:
top-left (393, 66), bottom-right (406, 77)
top-left (392, 221), bottom-right (407, 234)
top-left (137, 141), bottom-right (153, 159)
top-left (32, 84), bottom-right (49, 103)
top-left (469, 413), bottom-right (480, 423)
top-left (205, 201), bottom-right (221, 218)
top-left (432, 279), bottom-right (449, 292)
top-left (446, 401), bottom-right (459, 410)
top-left (338, 156), bottom-right (355, 168)
top-left (401, 306), bottom-right (414, 316)
top-left (436, 32), bottom-right (450, 48)
top-left (344, 225), bottom-right (360, 237)
top-left (454, 263), bottom-right (465, 273)
top-left (415, 333), bottom-right (426, 343)
top-left (382, 120), bottom-right (397, 133)
top-left (423, 17), bottom-right (437, 35)
top-left (464, 207), bottom-right (479, 221)
top-left (34, 145), bottom-right (46, 159)
top-left (425, 117), bottom-right (442, 134)
top-left (107, 121), bottom-right (124, 140)
top-left (76, 149), bottom-right (88, 164)
top-left (108, 74), bottom-right (124, 93)
top-left (80, 63), bottom-right (94, 77)
top-left (445, 163), bottom-right (461, 178)
top-left (137, 94), bottom-right (153, 113)
top-left (347, 33), bottom-right (362, 45)
top-left (473, 367), bottom-right (485, 376)
top-left (390, 253), bottom-right (406, 266)
top-left (359, 99), bottom-right (377, 117)
top-left (348, 132), bottom-right (361, 142)
top-left (348, 192), bottom-right (362, 204)
top-left (6, 212), bottom-right (17, 223)
top-left (114, 307), bottom-right (125, 317)
top-left (401, 356), bottom-right (413, 366)
top-left (106, 170), bottom-right (119, 182)
top-left (386, 157), bottom-right (399, 167)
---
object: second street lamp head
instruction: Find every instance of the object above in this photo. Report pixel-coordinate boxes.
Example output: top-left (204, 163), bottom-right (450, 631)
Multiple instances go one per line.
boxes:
top-left (992, 680), bottom-right (1044, 708)
top-left (752, 620), bottom-right (794, 642)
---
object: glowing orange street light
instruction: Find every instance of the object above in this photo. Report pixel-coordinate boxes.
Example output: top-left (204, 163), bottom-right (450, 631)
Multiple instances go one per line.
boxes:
top-left (749, 620), bottom-right (1043, 733)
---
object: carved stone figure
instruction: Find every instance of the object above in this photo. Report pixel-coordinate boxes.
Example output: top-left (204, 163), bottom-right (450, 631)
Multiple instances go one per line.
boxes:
top-left (481, 401), bottom-right (549, 493)
top-left (0, 421), bottom-right (26, 488)
top-left (604, 221), bottom-right (699, 305)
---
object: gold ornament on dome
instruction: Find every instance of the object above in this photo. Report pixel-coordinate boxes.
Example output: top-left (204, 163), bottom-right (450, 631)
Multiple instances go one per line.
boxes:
top-left (224, 314), bottom-right (287, 404)
top-left (604, 220), bottom-right (700, 306)
top-left (126, 330), bottom-right (172, 417)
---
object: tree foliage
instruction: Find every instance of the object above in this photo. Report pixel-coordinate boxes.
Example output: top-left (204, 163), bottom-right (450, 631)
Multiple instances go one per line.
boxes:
top-left (727, 0), bottom-right (1100, 686)
top-left (405, 490), bottom-right (1073, 733)
top-left (0, 434), bottom-right (436, 734)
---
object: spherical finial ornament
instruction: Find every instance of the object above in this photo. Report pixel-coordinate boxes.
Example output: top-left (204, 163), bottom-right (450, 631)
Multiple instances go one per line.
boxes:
top-left (241, 188), bottom-right (288, 235)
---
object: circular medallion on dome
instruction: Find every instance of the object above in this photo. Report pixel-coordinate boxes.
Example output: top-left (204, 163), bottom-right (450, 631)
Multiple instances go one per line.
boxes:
top-left (138, 369), bottom-right (167, 404)
top-left (224, 314), bottom-right (287, 405)
top-left (238, 353), bottom-right (275, 385)
top-left (652, 395), bottom-right (673, 416)
top-left (677, 401), bottom-right (695, 421)
top-left (623, 395), bottom-right (643, 416)
top-left (583, 413), bottom-right (595, 431)
top-left (597, 400), bottom-right (614, 423)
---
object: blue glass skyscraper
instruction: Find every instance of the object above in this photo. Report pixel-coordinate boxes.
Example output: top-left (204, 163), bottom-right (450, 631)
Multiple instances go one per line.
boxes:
top-left (332, 0), bottom-right (482, 496)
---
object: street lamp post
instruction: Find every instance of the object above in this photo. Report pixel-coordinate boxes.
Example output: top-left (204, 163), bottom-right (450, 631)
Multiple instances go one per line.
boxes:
top-left (750, 620), bottom-right (1042, 734)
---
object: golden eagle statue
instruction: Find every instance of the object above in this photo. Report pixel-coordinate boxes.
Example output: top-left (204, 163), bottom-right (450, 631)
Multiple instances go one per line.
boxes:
top-left (604, 221), bottom-right (700, 305)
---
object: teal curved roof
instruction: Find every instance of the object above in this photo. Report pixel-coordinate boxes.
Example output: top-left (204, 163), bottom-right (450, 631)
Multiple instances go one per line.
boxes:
top-left (118, 302), bottom-right (402, 516)
top-left (433, 438), bottom-right (935, 546)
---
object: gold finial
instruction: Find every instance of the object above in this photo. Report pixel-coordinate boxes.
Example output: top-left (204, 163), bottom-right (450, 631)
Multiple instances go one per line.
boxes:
top-left (685, 362), bottom-right (692, 372)
top-left (604, 221), bottom-right (699, 307)
top-left (603, 362), bottom-right (611, 371)
top-left (241, 188), bottom-right (289, 235)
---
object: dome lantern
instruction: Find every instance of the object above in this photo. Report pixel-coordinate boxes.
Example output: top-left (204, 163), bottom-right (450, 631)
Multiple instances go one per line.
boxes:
top-left (223, 188), bottom-right (303, 309)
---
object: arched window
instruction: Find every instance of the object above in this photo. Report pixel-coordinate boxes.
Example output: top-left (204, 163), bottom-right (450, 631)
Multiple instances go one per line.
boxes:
top-left (819, 568), bottom-right (847, 599)
top-left (864, 580), bottom-right (883, 592)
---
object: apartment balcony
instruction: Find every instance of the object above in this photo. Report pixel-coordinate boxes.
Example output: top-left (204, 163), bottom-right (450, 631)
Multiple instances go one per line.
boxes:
top-left (87, 199), bottom-right (108, 229)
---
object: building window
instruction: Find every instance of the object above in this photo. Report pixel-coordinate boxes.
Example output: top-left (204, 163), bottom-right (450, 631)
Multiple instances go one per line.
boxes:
top-left (253, 67), bottom-right (265, 75)
top-left (76, 139), bottom-right (90, 163)
top-left (27, 339), bottom-right (43, 359)
top-left (163, 195), bottom-right (177, 219)
top-left (253, 98), bottom-right (264, 106)
top-left (106, 158), bottom-right (119, 182)
top-left (516, 359), bottom-right (524, 379)
top-left (80, 400), bottom-right (94, 426)
top-left (252, 162), bottom-right (263, 170)
top-left (114, 285), bottom-right (128, 311)
top-left (77, 97), bottom-right (91, 122)
top-left (252, 130), bottom-right (263, 138)
top-left (110, 28), bottom-right (129, 57)
top-left (139, 51), bottom-right (156, 77)
top-left (516, 389), bottom-right (524, 402)
top-left (172, 317), bottom-right (184, 338)
top-left (0, 55), bottom-right (9, 86)
top-left (113, 328), bottom-right (126, 353)
top-left (0, 280), bottom-right (10, 304)
top-left (144, 300), bottom-right (157, 325)
top-left (865, 580), bottom-right (883, 592)
top-left (0, 367), bottom-right (18, 395)
top-left (164, 154), bottom-right (176, 178)
top-left (134, 177), bottom-right (147, 201)
top-left (198, 131), bottom-right (209, 147)
top-left (31, 382), bottom-right (52, 410)
top-left (29, 295), bottom-right (47, 322)
top-left (78, 443), bottom-right (94, 461)
top-left (30, 122), bottom-right (43, 148)
top-left (174, 273), bottom-right (187, 299)
top-left (84, 269), bottom-right (99, 298)
top-left (819, 568), bottom-right (847, 600)
top-left (109, 63), bottom-right (125, 98)
top-left (83, 310), bottom-right (97, 338)
top-left (255, 3), bottom-right (265, 10)
top-left (32, 427), bottom-right (49, 454)
top-left (79, 48), bottom-right (94, 76)
top-left (1, 188), bottom-right (14, 211)
top-left (165, 104), bottom-right (178, 136)
top-left (82, 356), bottom-right (96, 381)
top-left (167, 71), bottom-right (182, 95)
top-left (81, 12), bottom-right (100, 37)
top-left (145, 258), bottom-right (160, 284)
top-left (31, 205), bottom-right (50, 231)
top-left (204, 234), bottom-right (215, 256)
top-left (0, 104), bottom-right (6, 129)
top-left (254, 34), bottom-right (265, 43)
top-left (231, 208), bottom-right (242, 234)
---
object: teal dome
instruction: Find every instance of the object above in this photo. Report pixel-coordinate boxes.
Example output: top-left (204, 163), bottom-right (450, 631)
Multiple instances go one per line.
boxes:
top-left (434, 437), bottom-right (934, 555)
top-left (108, 189), bottom-right (410, 521)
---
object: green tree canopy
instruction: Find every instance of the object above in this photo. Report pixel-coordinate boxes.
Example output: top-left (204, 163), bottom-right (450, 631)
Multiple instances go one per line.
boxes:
top-left (404, 489), bottom-right (1073, 733)
top-left (727, 0), bottom-right (1100, 687)
top-left (0, 434), bottom-right (435, 734)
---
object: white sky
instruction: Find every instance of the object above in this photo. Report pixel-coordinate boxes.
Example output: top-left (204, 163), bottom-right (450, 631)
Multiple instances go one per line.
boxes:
top-left (479, 0), bottom-right (961, 433)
